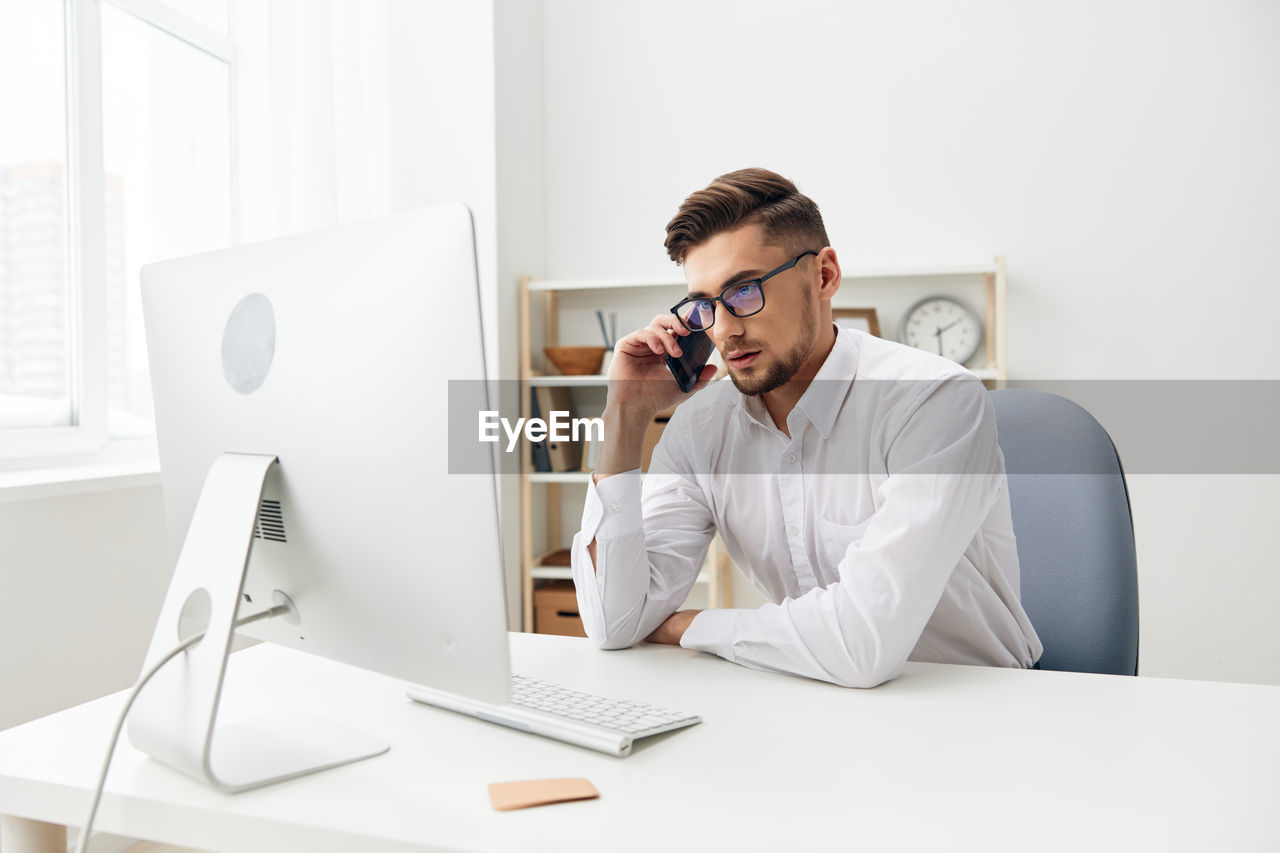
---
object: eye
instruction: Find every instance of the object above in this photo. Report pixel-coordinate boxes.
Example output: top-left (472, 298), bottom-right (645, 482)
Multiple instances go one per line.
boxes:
top-left (680, 299), bottom-right (715, 330)
top-left (723, 281), bottom-right (762, 310)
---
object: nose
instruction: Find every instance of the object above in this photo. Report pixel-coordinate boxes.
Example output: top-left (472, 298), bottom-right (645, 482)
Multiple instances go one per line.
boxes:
top-left (711, 308), bottom-right (746, 349)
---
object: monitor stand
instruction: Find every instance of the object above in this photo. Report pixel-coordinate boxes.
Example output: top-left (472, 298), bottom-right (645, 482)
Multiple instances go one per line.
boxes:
top-left (127, 452), bottom-right (388, 793)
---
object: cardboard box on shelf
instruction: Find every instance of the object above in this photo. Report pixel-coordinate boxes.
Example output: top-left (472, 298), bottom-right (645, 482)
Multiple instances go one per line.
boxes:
top-left (534, 581), bottom-right (586, 638)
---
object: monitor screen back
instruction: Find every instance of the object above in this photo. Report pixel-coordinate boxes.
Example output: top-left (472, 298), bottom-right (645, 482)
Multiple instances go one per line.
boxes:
top-left (141, 203), bottom-right (511, 705)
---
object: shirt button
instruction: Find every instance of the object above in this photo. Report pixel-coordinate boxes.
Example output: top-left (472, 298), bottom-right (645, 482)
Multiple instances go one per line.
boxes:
top-left (609, 503), bottom-right (620, 512)
top-left (786, 453), bottom-right (797, 464)
top-left (787, 525), bottom-right (799, 537)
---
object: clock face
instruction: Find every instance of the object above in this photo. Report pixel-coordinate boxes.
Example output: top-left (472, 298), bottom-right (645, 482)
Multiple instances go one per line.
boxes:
top-left (899, 296), bottom-right (982, 365)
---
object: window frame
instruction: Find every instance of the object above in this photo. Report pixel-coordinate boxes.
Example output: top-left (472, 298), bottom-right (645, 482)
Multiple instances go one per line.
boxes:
top-left (1, 0), bottom-right (236, 464)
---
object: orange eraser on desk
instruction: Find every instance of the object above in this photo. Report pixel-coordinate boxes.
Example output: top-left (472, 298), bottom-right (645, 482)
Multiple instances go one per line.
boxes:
top-left (488, 778), bottom-right (599, 811)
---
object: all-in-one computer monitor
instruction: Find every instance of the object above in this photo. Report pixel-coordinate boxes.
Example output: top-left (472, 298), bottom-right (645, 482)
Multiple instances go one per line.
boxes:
top-left (133, 203), bottom-right (512, 790)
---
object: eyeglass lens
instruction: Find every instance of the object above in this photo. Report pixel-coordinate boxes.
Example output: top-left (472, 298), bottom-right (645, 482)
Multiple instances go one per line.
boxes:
top-left (677, 282), bottom-right (765, 330)
top-left (724, 282), bottom-right (763, 315)
top-left (679, 300), bottom-right (715, 331)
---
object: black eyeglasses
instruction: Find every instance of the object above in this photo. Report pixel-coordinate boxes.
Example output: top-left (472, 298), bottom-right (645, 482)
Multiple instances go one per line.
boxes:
top-left (670, 250), bottom-right (818, 332)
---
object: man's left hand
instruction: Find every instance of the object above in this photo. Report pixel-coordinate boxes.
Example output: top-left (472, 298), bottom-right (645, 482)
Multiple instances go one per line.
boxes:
top-left (645, 610), bottom-right (702, 645)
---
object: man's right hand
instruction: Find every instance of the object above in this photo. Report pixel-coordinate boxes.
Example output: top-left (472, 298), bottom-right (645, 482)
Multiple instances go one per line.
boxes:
top-left (588, 315), bottom-right (716, 484)
top-left (605, 314), bottom-right (718, 419)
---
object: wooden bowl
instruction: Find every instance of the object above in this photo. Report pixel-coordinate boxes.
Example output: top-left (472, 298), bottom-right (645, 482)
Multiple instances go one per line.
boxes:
top-left (544, 346), bottom-right (605, 375)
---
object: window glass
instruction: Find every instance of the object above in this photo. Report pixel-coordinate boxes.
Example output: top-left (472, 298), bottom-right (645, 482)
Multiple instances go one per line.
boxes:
top-left (0, 1), bottom-right (72, 430)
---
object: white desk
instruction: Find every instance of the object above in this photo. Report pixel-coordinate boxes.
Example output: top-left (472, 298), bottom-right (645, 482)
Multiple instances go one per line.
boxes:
top-left (2, 634), bottom-right (1278, 852)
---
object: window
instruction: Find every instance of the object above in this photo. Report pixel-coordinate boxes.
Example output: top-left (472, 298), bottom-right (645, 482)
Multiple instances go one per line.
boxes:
top-left (0, 3), bottom-right (72, 434)
top-left (0, 0), bottom-right (234, 460)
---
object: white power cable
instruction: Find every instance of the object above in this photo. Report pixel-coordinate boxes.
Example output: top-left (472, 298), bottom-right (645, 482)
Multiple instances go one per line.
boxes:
top-left (73, 604), bottom-right (290, 853)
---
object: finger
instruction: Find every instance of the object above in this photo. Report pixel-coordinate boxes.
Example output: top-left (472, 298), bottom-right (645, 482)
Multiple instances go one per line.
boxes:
top-left (649, 314), bottom-right (691, 338)
top-left (615, 328), bottom-right (662, 357)
top-left (645, 320), bottom-right (684, 357)
top-left (614, 325), bottom-right (660, 350)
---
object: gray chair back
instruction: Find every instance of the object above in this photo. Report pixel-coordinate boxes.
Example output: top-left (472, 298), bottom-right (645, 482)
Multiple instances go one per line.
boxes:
top-left (989, 389), bottom-right (1139, 675)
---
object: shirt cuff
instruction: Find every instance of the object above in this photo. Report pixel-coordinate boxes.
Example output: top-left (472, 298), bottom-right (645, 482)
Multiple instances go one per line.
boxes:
top-left (680, 609), bottom-right (742, 662)
top-left (585, 468), bottom-right (644, 540)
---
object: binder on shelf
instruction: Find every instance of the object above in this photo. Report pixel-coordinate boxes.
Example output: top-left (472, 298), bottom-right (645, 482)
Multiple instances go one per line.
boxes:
top-left (534, 386), bottom-right (582, 472)
top-left (528, 388), bottom-right (552, 473)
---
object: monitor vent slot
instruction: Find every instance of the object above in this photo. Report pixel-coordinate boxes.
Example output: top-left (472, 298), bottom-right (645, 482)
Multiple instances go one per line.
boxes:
top-left (253, 499), bottom-right (287, 543)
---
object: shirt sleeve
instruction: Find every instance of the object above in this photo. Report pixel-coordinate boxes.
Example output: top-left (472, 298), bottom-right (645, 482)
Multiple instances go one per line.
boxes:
top-left (571, 415), bottom-right (716, 649)
top-left (679, 374), bottom-right (1005, 688)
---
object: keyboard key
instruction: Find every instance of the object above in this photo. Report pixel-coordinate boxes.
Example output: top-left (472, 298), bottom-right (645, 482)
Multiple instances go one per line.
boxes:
top-left (509, 674), bottom-right (696, 736)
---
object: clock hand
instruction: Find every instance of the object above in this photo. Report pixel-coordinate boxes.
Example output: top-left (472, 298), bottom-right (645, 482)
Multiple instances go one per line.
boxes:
top-left (938, 319), bottom-right (961, 334)
top-left (934, 327), bottom-right (943, 355)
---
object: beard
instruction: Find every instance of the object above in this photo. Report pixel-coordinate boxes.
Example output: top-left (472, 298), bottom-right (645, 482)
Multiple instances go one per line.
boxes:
top-left (727, 303), bottom-right (818, 397)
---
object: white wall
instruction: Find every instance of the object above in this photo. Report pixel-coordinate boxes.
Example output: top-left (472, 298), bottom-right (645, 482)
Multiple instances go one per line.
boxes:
top-left (386, 0), bottom-right (497, 352)
top-left (540, 0), bottom-right (1280, 684)
top-left (494, 0), bottom-right (548, 628)
top-left (0, 485), bottom-right (171, 731)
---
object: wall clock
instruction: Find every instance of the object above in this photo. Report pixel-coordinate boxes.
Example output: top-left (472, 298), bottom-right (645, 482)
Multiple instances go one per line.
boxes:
top-left (899, 295), bottom-right (982, 364)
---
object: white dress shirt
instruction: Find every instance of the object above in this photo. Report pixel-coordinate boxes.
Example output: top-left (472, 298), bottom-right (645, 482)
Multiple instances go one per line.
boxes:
top-left (570, 326), bottom-right (1043, 688)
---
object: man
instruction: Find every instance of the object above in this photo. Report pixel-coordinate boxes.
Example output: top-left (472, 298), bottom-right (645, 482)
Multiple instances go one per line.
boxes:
top-left (569, 168), bottom-right (1042, 688)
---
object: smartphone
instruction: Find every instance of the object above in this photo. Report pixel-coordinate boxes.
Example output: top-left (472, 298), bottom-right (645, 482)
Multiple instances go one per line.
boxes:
top-left (665, 329), bottom-right (714, 393)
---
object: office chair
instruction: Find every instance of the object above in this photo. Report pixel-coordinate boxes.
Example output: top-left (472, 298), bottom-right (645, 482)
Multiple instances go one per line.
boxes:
top-left (989, 389), bottom-right (1139, 676)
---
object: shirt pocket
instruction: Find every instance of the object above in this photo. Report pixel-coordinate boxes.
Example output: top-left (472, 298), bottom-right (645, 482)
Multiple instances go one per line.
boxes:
top-left (815, 514), bottom-right (872, 573)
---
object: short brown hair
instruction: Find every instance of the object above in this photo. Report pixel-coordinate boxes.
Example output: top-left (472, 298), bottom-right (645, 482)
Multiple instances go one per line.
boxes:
top-left (663, 168), bottom-right (830, 265)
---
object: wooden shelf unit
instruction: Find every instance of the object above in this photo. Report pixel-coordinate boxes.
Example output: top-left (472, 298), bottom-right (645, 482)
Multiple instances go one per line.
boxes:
top-left (518, 276), bottom-right (733, 633)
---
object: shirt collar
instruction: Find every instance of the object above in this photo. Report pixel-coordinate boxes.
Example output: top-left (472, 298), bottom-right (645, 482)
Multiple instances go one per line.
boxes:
top-left (735, 324), bottom-right (860, 439)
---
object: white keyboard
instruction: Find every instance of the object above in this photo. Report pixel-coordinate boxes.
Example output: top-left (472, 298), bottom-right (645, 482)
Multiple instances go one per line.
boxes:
top-left (510, 674), bottom-right (701, 737)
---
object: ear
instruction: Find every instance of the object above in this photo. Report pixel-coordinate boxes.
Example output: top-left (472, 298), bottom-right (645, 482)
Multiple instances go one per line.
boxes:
top-left (815, 247), bottom-right (842, 305)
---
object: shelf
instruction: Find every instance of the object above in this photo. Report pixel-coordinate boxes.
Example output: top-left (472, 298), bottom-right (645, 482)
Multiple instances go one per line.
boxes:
top-left (526, 374), bottom-right (609, 387)
top-left (527, 263), bottom-right (997, 293)
top-left (528, 471), bottom-right (592, 484)
top-left (530, 566), bottom-right (573, 580)
top-left (527, 276), bottom-right (685, 292)
top-left (530, 565), bottom-right (711, 584)
top-left (526, 550), bottom-right (716, 586)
